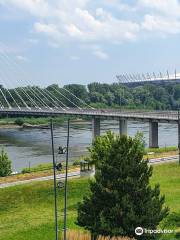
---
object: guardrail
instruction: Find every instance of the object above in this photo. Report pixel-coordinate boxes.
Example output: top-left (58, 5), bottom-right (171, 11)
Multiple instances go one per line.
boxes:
top-left (0, 108), bottom-right (179, 121)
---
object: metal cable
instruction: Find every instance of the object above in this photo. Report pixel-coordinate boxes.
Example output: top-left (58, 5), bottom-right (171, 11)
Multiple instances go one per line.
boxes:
top-left (0, 53), bottom-right (43, 109)
top-left (0, 45), bottom-right (68, 110)
top-left (0, 72), bottom-right (21, 109)
top-left (62, 87), bottom-right (93, 109)
top-left (0, 62), bottom-right (29, 108)
top-left (0, 88), bottom-right (11, 108)
top-left (47, 86), bottom-right (82, 109)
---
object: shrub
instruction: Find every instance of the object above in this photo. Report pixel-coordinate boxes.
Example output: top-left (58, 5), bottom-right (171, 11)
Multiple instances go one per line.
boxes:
top-left (15, 118), bottom-right (24, 126)
top-left (0, 149), bottom-right (12, 177)
top-left (77, 132), bottom-right (169, 239)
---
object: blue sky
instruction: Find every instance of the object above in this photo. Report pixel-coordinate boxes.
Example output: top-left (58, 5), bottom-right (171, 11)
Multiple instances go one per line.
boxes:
top-left (0, 0), bottom-right (180, 87)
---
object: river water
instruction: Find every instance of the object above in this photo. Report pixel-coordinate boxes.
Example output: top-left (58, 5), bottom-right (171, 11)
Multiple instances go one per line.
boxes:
top-left (0, 120), bottom-right (178, 172)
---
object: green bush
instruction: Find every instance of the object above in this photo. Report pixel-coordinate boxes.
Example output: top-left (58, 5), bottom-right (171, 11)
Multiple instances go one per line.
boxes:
top-left (15, 118), bottom-right (24, 126)
top-left (77, 132), bottom-right (169, 239)
top-left (0, 149), bottom-right (12, 177)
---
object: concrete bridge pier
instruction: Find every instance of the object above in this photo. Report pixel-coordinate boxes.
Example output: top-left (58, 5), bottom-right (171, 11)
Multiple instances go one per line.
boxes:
top-left (119, 119), bottom-right (127, 136)
top-left (92, 117), bottom-right (100, 140)
top-left (149, 121), bottom-right (159, 148)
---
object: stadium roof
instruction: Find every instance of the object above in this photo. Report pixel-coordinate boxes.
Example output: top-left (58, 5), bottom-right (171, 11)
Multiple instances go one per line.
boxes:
top-left (117, 71), bottom-right (180, 84)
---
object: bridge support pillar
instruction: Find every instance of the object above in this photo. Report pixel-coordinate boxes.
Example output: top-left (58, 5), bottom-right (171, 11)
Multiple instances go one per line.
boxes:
top-left (149, 121), bottom-right (159, 148)
top-left (92, 117), bottom-right (100, 140)
top-left (119, 119), bottom-right (127, 136)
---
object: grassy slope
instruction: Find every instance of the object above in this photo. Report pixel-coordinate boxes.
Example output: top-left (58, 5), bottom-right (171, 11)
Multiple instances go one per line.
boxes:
top-left (0, 162), bottom-right (179, 240)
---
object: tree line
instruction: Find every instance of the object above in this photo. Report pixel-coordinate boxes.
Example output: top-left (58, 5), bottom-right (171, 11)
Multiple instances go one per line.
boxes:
top-left (0, 82), bottom-right (180, 109)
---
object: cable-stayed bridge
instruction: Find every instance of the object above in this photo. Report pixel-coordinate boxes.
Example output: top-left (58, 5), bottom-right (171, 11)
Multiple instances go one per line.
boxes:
top-left (0, 42), bottom-right (180, 149)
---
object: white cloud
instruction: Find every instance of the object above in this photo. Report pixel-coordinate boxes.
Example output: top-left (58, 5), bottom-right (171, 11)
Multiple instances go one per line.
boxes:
top-left (34, 22), bottom-right (63, 40)
top-left (93, 50), bottom-right (109, 60)
top-left (70, 56), bottom-right (80, 61)
top-left (138, 0), bottom-right (180, 17)
top-left (103, 0), bottom-right (137, 12)
top-left (142, 14), bottom-right (180, 34)
top-left (16, 55), bottom-right (28, 61)
top-left (139, 0), bottom-right (180, 35)
top-left (0, 0), bottom-right (51, 17)
top-left (1, 0), bottom-right (180, 46)
top-left (1, 0), bottom-right (140, 44)
top-left (27, 38), bottom-right (39, 44)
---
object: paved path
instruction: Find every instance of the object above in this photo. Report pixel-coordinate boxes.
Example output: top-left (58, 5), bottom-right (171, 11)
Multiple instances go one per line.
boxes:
top-left (0, 170), bottom-right (80, 189)
top-left (0, 156), bottom-right (178, 189)
top-left (149, 155), bottom-right (178, 164)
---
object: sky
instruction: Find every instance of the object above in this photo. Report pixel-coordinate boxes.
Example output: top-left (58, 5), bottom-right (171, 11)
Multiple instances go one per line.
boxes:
top-left (0, 0), bottom-right (180, 87)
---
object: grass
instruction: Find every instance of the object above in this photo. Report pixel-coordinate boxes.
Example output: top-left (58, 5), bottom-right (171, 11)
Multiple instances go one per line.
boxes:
top-left (0, 116), bottom-right (73, 126)
top-left (144, 146), bottom-right (178, 159)
top-left (0, 165), bottom-right (79, 184)
top-left (60, 231), bottom-right (134, 239)
top-left (0, 162), bottom-right (179, 240)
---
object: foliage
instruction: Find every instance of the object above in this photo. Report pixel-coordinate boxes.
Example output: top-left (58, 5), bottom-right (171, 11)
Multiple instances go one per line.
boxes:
top-left (0, 149), bottom-right (12, 177)
top-left (1, 82), bottom-right (180, 110)
top-left (14, 118), bottom-right (24, 126)
top-left (77, 132), bottom-right (169, 239)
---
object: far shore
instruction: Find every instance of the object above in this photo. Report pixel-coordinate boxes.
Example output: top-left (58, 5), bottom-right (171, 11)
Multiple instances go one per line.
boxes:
top-left (0, 118), bottom-right (89, 129)
top-left (0, 124), bottom-right (21, 129)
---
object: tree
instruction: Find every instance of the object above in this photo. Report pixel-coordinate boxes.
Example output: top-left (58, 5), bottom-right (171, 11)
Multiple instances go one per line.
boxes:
top-left (0, 149), bottom-right (12, 177)
top-left (77, 132), bottom-right (169, 239)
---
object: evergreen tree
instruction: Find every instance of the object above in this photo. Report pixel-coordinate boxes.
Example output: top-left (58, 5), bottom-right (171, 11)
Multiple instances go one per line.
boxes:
top-left (77, 132), bottom-right (169, 239)
top-left (0, 149), bottom-right (12, 177)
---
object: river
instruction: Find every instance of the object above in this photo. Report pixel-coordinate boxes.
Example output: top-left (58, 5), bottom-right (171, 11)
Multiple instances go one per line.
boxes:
top-left (0, 120), bottom-right (178, 172)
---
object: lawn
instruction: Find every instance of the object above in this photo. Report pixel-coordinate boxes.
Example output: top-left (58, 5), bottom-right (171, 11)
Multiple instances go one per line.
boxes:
top-left (0, 162), bottom-right (179, 240)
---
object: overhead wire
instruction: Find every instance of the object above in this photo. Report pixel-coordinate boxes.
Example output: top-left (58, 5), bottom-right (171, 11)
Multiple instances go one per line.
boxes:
top-left (1, 42), bottom-right (92, 110)
top-left (1, 43), bottom-right (76, 110)
top-left (0, 57), bottom-right (30, 109)
top-left (0, 51), bottom-right (45, 109)
top-left (0, 43), bottom-right (66, 110)
top-left (0, 70), bottom-right (21, 109)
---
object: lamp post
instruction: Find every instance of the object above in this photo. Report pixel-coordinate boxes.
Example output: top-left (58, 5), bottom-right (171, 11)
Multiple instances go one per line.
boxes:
top-left (50, 119), bottom-right (70, 240)
top-left (64, 119), bottom-right (70, 240)
top-left (50, 119), bottom-right (59, 240)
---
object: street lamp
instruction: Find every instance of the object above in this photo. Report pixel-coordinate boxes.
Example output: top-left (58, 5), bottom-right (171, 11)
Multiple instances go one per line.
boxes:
top-left (50, 119), bottom-right (70, 240)
top-left (63, 119), bottom-right (70, 240)
top-left (50, 119), bottom-right (59, 240)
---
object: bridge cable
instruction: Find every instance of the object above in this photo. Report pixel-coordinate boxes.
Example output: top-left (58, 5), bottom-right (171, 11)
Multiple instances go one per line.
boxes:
top-left (17, 86), bottom-right (42, 109)
top-left (0, 88), bottom-right (12, 108)
top-left (47, 86), bottom-right (82, 109)
top-left (0, 44), bottom-right (53, 109)
top-left (0, 71), bottom-right (21, 109)
top-left (0, 42), bottom-right (89, 110)
top-left (0, 52), bottom-right (45, 109)
top-left (0, 59), bottom-right (30, 109)
top-left (62, 87), bottom-right (93, 109)
top-left (0, 45), bottom-right (68, 110)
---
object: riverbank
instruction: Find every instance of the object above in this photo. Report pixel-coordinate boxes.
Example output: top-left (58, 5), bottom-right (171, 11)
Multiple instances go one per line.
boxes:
top-left (0, 116), bottom-right (71, 126)
top-left (0, 116), bottom-right (88, 128)
top-left (0, 162), bottom-right (179, 240)
top-left (0, 165), bottom-right (79, 184)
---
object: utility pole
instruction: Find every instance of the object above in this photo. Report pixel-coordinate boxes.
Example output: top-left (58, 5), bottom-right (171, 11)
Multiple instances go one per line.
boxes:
top-left (64, 119), bottom-right (70, 240)
top-left (50, 119), bottom-right (59, 240)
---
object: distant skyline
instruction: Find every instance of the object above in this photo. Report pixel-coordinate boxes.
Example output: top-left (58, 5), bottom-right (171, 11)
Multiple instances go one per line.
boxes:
top-left (0, 0), bottom-right (180, 87)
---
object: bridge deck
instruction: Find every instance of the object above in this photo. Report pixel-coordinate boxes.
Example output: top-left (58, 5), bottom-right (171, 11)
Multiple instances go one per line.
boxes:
top-left (0, 108), bottom-right (179, 123)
